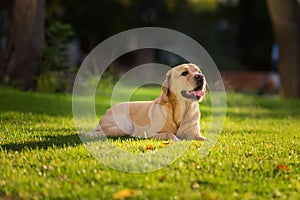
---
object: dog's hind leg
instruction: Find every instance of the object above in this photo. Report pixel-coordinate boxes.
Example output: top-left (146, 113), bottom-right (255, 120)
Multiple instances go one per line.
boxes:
top-left (82, 124), bottom-right (129, 138)
top-left (81, 124), bottom-right (106, 138)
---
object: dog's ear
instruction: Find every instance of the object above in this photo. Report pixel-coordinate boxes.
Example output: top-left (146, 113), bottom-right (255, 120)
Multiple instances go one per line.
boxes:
top-left (162, 70), bottom-right (171, 95)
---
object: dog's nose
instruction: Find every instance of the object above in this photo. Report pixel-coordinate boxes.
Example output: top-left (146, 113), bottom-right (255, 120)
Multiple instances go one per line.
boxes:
top-left (194, 73), bottom-right (204, 80)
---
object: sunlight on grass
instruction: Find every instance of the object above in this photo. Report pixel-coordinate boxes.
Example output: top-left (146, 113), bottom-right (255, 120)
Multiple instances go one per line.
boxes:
top-left (0, 87), bottom-right (299, 199)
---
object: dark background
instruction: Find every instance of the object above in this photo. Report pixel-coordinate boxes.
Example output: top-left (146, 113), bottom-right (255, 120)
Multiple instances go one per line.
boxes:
top-left (0, 0), bottom-right (273, 71)
top-left (1, 0), bottom-right (299, 98)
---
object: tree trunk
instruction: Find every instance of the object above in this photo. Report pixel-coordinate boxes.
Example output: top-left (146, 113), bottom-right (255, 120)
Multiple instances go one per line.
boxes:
top-left (267, 0), bottom-right (300, 98)
top-left (0, 0), bottom-right (45, 90)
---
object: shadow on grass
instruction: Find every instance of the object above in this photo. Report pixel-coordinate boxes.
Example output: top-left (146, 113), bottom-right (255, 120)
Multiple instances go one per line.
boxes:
top-left (0, 89), bottom-right (73, 117)
top-left (0, 134), bottom-right (144, 152)
top-left (0, 134), bottom-right (82, 151)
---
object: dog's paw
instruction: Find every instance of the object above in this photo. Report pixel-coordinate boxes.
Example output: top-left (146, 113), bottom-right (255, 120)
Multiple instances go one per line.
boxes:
top-left (151, 132), bottom-right (180, 141)
top-left (194, 135), bottom-right (208, 141)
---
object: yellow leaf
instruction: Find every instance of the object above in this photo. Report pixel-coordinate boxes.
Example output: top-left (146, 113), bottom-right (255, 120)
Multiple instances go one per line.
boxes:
top-left (160, 141), bottom-right (171, 147)
top-left (146, 144), bottom-right (154, 150)
top-left (160, 175), bottom-right (167, 182)
top-left (113, 189), bottom-right (137, 199)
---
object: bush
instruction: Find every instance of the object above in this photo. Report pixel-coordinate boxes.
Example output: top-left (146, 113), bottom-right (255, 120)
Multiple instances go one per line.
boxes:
top-left (37, 22), bottom-right (75, 93)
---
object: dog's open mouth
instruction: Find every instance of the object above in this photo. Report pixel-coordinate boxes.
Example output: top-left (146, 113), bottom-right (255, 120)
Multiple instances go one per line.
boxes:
top-left (181, 86), bottom-right (205, 100)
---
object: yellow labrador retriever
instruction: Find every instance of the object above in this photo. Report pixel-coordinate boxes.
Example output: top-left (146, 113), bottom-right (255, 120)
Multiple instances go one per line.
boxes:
top-left (89, 63), bottom-right (207, 141)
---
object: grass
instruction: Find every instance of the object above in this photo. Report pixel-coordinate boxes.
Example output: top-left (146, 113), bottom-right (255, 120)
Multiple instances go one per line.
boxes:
top-left (0, 87), bottom-right (299, 199)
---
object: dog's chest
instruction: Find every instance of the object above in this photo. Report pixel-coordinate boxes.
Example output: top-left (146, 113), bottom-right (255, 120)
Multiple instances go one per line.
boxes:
top-left (173, 108), bottom-right (182, 128)
top-left (158, 102), bottom-right (181, 133)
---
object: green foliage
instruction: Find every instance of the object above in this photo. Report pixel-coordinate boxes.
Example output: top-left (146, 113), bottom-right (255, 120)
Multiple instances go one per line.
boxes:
top-left (187, 0), bottom-right (219, 13)
top-left (96, 70), bottom-right (118, 96)
top-left (42, 22), bottom-right (74, 71)
top-left (37, 22), bottom-right (75, 93)
top-left (36, 71), bottom-right (66, 93)
top-left (0, 88), bottom-right (299, 199)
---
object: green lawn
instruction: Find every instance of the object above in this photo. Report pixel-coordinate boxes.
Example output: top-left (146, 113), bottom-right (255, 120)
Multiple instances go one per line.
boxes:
top-left (0, 87), bottom-right (299, 199)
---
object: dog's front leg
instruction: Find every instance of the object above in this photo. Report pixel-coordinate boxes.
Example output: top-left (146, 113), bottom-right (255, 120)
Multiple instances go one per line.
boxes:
top-left (151, 132), bottom-right (180, 141)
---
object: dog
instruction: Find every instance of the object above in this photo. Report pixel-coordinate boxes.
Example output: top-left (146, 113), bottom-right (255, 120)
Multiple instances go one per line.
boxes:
top-left (87, 63), bottom-right (207, 141)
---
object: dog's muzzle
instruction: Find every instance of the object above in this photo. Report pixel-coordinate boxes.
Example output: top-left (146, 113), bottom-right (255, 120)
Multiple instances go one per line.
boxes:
top-left (181, 74), bottom-right (206, 101)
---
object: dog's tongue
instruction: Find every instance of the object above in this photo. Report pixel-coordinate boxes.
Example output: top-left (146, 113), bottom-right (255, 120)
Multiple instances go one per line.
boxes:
top-left (193, 90), bottom-right (205, 97)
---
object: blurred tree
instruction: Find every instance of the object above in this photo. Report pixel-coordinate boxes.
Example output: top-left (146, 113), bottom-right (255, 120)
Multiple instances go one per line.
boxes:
top-left (267, 0), bottom-right (300, 98)
top-left (0, 1), bottom-right (13, 59)
top-left (237, 0), bottom-right (273, 70)
top-left (0, 0), bottom-right (45, 90)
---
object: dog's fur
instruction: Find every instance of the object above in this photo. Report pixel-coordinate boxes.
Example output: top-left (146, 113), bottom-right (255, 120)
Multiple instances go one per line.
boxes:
top-left (88, 63), bottom-right (207, 141)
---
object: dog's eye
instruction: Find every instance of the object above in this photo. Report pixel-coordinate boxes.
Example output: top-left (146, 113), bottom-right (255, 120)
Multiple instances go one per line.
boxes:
top-left (181, 71), bottom-right (188, 76)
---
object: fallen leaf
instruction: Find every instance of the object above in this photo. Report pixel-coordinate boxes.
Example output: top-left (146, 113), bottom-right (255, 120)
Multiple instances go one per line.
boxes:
top-left (113, 189), bottom-right (138, 200)
top-left (146, 144), bottom-right (154, 150)
top-left (209, 193), bottom-right (217, 200)
top-left (160, 175), bottom-right (167, 182)
top-left (196, 142), bottom-right (203, 147)
top-left (277, 164), bottom-right (290, 172)
top-left (201, 192), bottom-right (207, 199)
top-left (56, 175), bottom-right (63, 180)
top-left (160, 141), bottom-right (171, 147)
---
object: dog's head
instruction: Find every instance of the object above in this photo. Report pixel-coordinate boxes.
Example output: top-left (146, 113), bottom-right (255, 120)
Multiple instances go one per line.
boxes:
top-left (162, 63), bottom-right (207, 102)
